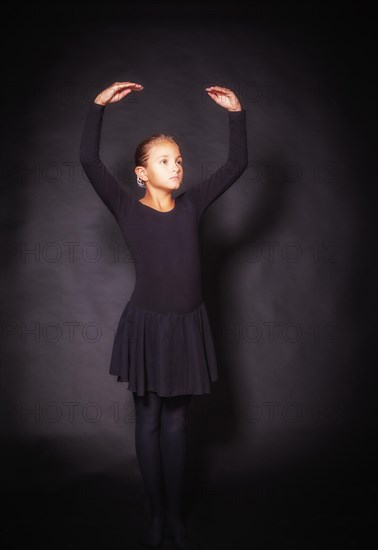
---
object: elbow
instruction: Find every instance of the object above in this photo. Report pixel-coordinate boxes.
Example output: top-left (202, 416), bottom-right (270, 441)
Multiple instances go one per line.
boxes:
top-left (79, 145), bottom-right (88, 168)
top-left (239, 149), bottom-right (248, 175)
top-left (241, 154), bottom-right (248, 173)
top-left (79, 154), bottom-right (97, 177)
top-left (79, 149), bottom-right (96, 169)
top-left (79, 144), bottom-right (90, 167)
top-left (242, 142), bottom-right (248, 172)
top-left (79, 138), bottom-right (96, 168)
top-left (229, 140), bottom-right (248, 177)
top-left (79, 155), bottom-right (90, 169)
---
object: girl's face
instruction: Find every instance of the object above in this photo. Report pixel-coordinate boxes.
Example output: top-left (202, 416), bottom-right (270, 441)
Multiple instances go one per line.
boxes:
top-left (144, 140), bottom-right (183, 190)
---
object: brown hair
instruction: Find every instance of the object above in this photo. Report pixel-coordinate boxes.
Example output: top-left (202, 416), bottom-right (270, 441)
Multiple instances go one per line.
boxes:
top-left (134, 134), bottom-right (181, 168)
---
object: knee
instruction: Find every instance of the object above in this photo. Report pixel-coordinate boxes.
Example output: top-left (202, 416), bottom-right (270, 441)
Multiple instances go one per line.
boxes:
top-left (161, 416), bottom-right (187, 436)
top-left (136, 417), bottom-right (161, 435)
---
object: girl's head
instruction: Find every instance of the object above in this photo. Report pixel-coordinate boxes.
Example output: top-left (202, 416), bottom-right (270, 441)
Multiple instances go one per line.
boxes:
top-left (134, 134), bottom-right (183, 191)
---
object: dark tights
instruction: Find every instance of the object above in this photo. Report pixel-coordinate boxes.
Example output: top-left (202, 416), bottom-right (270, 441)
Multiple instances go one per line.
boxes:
top-left (133, 390), bottom-right (192, 547)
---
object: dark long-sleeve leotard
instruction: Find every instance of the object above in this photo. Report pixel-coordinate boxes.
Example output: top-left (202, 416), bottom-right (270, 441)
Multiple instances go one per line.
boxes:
top-left (79, 101), bottom-right (248, 314)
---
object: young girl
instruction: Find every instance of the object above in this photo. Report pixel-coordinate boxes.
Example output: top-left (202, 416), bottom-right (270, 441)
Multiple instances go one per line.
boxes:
top-left (79, 82), bottom-right (248, 549)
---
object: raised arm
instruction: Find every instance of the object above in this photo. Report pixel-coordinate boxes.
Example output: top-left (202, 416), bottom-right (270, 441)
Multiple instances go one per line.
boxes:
top-left (79, 81), bottom-right (144, 219)
top-left (184, 86), bottom-right (248, 221)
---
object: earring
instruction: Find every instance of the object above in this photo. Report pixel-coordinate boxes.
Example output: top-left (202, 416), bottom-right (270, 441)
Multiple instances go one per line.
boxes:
top-left (137, 176), bottom-right (146, 188)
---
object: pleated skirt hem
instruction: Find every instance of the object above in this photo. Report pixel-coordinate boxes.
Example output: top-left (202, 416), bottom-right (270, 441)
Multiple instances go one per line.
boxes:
top-left (108, 300), bottom-right (219, 397)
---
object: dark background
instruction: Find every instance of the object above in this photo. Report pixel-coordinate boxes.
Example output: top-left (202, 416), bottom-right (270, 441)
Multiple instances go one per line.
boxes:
top-left (1, 1), bottom-right (376, 548)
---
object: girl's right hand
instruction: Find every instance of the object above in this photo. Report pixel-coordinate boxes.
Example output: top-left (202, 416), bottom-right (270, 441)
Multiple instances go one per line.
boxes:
top-left (94, 81), bottom-right (144, 106)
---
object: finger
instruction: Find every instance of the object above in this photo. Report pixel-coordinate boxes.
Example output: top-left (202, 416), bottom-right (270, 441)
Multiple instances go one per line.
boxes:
top-left (118, 89), bottom-right (132, 99)
top-left (207, 86), bottom-right (232, 94)
top-left (207, 91), bottom-right (229, 99)
top-left (209, 86), bottom-right (231, 91)
top-left (121, 82), bottom-right (143, 87)
top-left (112, 82), bottom-right (143, 90)
top-left (207, 92), bottom-right (222, 99)
top-left (207, 94), bottom-right (223, 103)
top-left (109, 85), bottom-right (143, 97)
top-left (207, 93), bottom-right (221, 100)
top-left (112, 81), bottom-right (136, 86)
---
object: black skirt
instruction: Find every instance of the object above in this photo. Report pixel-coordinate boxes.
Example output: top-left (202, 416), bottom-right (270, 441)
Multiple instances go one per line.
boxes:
top-left (109, 300), bottom-right (219, 397)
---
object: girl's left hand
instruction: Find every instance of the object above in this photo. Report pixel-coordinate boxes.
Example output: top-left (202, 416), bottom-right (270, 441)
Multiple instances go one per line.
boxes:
top-left (205, 86), bottom-right (242, 111)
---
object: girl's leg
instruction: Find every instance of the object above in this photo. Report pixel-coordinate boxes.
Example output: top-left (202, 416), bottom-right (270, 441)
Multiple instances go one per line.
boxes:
top-left (161, 393), bottom-right (193, 545)
top-left (133, 390), bottom-right (164, 547)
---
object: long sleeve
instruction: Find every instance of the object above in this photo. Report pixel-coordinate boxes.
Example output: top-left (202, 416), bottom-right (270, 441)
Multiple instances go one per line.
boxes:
top-left (184, 109), bottom-right (248, 220)
top-left (79, 101), bottom-right (130, 220)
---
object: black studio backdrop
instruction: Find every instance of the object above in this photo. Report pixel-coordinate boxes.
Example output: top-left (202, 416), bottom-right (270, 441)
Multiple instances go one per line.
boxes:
top-left (0, 2), bottom-right (376, 549)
